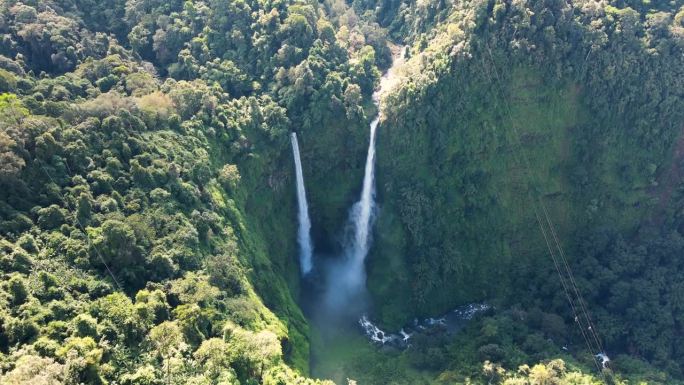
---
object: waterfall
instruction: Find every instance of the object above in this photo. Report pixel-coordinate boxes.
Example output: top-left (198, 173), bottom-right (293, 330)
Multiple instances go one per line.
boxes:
top-left (353, 116), bottom-right (380, 261)
top-left (323, 46), bottom-right (407, 309)
top-left (319, 113), bottom-right (379, 312)
top-left (343, 116), bottom-right (380, 291)
top-left (291, 132), bottom-right (313, 275)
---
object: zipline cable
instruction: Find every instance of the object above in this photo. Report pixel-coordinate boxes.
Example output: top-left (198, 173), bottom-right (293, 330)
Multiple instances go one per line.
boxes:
top-left (482, 41), bottom-right (607, 376)
top-left (37, 159), bottom-right (123, 290)
top-left (532, 206), bottom-right (604, 374)
top-left (542, 203), bottom-right (605, 353)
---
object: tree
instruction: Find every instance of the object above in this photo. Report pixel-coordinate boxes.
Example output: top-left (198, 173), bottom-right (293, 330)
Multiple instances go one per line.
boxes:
top-left (279, 12), bottom-right (315, 49)
top-left (201, 59), bottom-right (251, 96)
top-left (218, 164), bottom-right (241, 191)
top-left (149, 321), bottom-right (186, 385)
top-left (350, 45), bottom-right (379, 94)
top-left (0, 93), bottom-right (29, 177)
top-left (193, 338), bottom-right (237, 380)
top-left (135, 289), bottom-right (170, 324)
top-left (57, 337), bottom-right (104, 384)
top-left (8, 274), bottom-right (29, 306)
top-left (10, 6), bottom-right (86, 73)
top-left (0, 93), bottom-right (28, 129)
top-left (92, 219), bottom-right (140, 268)
top-left (206, 243), bottom-right (244, 296)
top-left (0, 354), bottom-right (65, 385)
top-left (528, 363), bottom-right (554, 385)
top-left (225, 325), bottom-right (281, 381)
top-left (343, 83), bottom-right (362, 118)
top-left (0, 68), bottom-right (17, 92)
top-left (170, 272), bottom-right (219, 305)
top-left (72, 314), bottom-right (98, 338)
top-left (247, 331), bottom-right (282, 380)
top-left (120, 365), bottom-right (163, 385)
top-left (0, 131), bottom-right (25, 177)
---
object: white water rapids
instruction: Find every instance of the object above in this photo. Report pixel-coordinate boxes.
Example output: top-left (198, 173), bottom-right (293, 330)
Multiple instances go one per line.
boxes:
top-left (359, 303), bottom-right (491, 347)
top-left (290, 132), bottom-right (313, 275)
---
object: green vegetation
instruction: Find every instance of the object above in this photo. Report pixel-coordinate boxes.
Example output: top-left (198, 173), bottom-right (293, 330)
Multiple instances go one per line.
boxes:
top-left (364, 0), bottom-right (684, 383)
top-left (1, 0), bottom-right (684, 384)
top-left (0, 0), bottom-right (383, 383)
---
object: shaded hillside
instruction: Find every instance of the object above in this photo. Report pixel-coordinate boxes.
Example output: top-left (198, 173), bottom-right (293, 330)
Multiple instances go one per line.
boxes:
top-left (368, 0), bottom-right (684, 379)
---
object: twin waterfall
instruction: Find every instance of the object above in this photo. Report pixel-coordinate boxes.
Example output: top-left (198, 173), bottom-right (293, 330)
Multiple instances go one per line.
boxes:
top-left (291, 47), bottom-right (488, 350)
top-left (289, 113), bottom-right (379, 290)
top-left (290, 133), bottom-right (313, 275)
top-left (291, 46), bottom-right (405, 314)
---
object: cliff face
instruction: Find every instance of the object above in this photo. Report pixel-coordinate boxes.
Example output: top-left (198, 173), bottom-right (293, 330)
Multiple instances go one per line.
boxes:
top-left (294, 5), bottom-right (684, 380)
top-left (364, 0), bottom-right (684, 332)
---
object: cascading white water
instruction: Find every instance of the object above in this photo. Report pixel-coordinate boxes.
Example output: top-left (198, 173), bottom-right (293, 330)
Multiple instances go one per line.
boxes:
top-left (323, 46), bottom-right (408, 310)
top-left (359, 303), bottom-right (491, 347)
top-left (291, 132), bottom-right (313, 275)
top-left (345, 46), bottom-right (407, 277)
top-left (353, 116), bottom-right (380, 260)
top-left (343, 116), bottom-right (380, 291)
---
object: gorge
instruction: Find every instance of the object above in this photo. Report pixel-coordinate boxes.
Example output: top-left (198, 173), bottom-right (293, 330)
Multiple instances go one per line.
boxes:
top-left (1, 1), bottom-right (684, 385)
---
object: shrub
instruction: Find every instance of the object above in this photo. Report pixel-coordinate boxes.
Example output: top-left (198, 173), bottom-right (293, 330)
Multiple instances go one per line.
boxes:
top-left (8, 274), bottom-right (29, 306)
top-left (218, 164), bottom-right (241, 191)
top-left (37, 205), bottom-right (66, 229)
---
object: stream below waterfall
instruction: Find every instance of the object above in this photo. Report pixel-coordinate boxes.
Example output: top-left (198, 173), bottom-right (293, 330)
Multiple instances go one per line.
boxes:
top-left (358, 303), bottom-right (491, 348)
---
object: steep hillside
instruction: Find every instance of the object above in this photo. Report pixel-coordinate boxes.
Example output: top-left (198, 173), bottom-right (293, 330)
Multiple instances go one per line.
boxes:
top-left (367, 0), bottom-right (684, 380)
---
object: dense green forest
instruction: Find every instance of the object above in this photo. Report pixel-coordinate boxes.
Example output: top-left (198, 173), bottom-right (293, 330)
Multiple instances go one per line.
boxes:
top-left (1, 0), bottom-right (684, 384)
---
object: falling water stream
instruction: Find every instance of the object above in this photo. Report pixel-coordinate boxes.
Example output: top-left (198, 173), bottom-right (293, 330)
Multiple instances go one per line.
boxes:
top-left (338, 115), bottom-right (380, 293)
top-left (291, 45), bottom-right (411, 322)
top-left (291, 132), bottom-right (313, 275)
top-left (321, 47), bottom-right (408, 308)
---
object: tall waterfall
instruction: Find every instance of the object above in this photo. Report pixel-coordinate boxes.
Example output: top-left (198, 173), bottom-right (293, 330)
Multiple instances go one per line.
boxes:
top-left (345, 46), bottom-right (408, 275)
top-left (322, 47), bottom-right (407, 311)
top-left (343, 116), bottom-right (380, 291)
top-left (291, 132), bottom-right (313, 275)
top-left (312, 45), bottom-right (407, 315)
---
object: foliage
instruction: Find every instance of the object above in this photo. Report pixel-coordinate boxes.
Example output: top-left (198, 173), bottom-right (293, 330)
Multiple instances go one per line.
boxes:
top-left (0, 0), bottom-right (381, 382)
top-left (371, 0), bottom-right (684, 357)
top-left (0, 0), bottom-right (683, 384)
